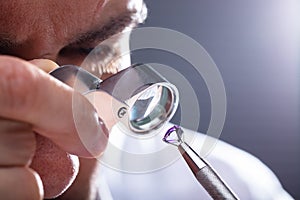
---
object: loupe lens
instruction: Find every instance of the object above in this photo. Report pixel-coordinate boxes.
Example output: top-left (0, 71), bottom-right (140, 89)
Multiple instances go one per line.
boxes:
top-left (129, 83), bottom-right (176, 133)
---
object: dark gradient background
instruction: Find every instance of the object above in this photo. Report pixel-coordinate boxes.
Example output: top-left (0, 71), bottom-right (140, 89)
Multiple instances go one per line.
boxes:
top-left (132, 0), bottom-right (300, 198)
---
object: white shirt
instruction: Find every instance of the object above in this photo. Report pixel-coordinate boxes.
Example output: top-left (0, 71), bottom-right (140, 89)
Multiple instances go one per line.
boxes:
top-left (98, 123), bottom-right (293, 200)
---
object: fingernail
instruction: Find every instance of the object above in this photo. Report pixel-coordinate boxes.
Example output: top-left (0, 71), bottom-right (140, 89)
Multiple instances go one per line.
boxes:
top-left (72, 92), bottom-right (109, 157)
top-left (29, 59), bottom-right (59, 73)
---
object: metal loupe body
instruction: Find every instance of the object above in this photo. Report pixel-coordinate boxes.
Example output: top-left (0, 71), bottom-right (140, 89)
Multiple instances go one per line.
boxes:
top-left (50, 63), bottom-right (179, 133)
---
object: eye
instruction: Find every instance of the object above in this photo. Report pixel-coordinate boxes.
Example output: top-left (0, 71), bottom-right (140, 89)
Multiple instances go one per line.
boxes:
top-left (78, 47), bottom-right (95, 55)
top-left (59, 44), bottom-right (114, 58)
top-left (79, 44), bottom-right (115, 56)
top-left (89, 45), bottom-right (114, 57)
top-left (57, 43), bottom-right (120, 76)
top-left (56, 46), bottom-right (98, 66)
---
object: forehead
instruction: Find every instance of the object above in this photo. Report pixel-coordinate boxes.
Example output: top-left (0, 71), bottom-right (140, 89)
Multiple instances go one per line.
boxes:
top-left (0, 0), bottom-right (144, 46)
top-left (0, 1), bottom-right (95, 41)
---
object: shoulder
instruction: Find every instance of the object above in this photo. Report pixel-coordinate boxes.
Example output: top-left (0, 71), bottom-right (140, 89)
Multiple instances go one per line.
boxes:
top-left (183, 128), bottom-right (293, 200)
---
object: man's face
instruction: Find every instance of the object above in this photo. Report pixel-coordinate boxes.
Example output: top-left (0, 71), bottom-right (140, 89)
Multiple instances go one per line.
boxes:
top-left (0, 0), bottom-right (146, 75)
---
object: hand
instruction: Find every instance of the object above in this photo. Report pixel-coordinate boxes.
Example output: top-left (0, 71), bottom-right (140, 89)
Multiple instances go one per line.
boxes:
top-left (0, 56), bottom-right (109, 199)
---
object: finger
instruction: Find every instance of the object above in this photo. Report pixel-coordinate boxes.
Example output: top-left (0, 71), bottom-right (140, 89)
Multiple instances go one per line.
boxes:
top-left (0, 118), bottom-right (36, 166)
top-left (0, 167), bottom-right (43, 200)
top-left (0, 56), bottom-right (108, 157)
top-left (29, 59), bottom-right (59, 73)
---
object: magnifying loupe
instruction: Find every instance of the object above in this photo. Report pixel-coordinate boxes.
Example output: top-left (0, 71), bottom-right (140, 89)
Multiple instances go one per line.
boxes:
top-left (50, 63), bottom-right (179, 133)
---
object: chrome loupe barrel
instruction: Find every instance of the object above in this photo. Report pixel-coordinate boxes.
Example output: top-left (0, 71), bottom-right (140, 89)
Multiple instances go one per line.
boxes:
top-left (50, 64), bottom-right (179, 133)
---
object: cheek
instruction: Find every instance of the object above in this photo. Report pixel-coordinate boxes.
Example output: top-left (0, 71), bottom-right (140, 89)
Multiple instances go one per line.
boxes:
top-left (30, 135), bottom-right (79, 199)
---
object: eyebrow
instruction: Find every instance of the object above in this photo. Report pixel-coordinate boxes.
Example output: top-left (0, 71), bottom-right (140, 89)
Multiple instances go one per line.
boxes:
top-left (69, 10), bottom-right (145, 46)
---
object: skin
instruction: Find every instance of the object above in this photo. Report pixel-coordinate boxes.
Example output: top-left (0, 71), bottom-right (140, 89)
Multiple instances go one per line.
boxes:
top-left (0, 0), bottom-right (146, 199)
